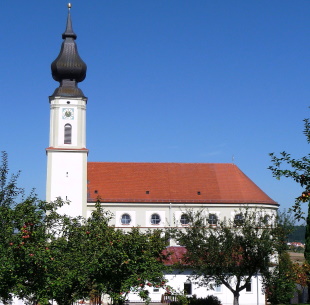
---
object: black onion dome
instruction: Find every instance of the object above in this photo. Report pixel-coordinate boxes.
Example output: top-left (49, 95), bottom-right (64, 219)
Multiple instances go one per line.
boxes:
top-left (51, 8), bottom-right (87, 98)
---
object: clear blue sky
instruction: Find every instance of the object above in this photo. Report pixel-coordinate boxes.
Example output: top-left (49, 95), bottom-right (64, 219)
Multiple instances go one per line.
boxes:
top-left (1, 1), bottom-right (310, 218)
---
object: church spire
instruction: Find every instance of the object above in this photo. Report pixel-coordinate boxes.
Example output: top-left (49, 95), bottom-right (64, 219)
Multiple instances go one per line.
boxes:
top-left (51, 3), bottom-right (87, 98)
top-left (62, 3), bottom-right (77, 40)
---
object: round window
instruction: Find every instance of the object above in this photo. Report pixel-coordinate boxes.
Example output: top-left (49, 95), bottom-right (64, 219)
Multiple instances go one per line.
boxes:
top-left (121, 213), bottom-right (131, 225)
top-left (151, 213), bottom-right (161, 225)
top-left (208, 214), bottom-right (218, 225)
top-left (180, 214), bottom-right (189, 225)
top-left (234, 214), bottom-right (243, 226)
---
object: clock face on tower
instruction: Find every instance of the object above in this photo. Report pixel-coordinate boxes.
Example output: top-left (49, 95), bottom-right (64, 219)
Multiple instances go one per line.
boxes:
top-left (62, 108), bottom-right (74, 120)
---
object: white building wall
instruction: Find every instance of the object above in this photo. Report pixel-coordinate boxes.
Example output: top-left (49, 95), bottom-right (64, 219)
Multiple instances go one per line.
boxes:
top-left (46, 96), bottom-right (88, 218)
top-left (87, 202), bottom-right (277, 229)
top-left (46, 151), bottom-right (87, 217)
top-left (127, 271), bottom-right (265, 305)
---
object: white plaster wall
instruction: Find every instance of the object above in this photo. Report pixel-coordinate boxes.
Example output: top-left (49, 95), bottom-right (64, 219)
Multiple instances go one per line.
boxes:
top-left (47, 96), bottom-right (88, 218)
top-left (46, 151), bottom-right (87, 217)
top-left (87, 202), bottom-right (277, 229)
top-left (127, 271), bottom-right (265, 305)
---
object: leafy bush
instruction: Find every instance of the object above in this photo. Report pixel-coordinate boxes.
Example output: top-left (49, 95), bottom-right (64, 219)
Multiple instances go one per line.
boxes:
top-left (171, 295), bottom-right (221, 305)
top-left (191, 295), bottom-right (221, 305)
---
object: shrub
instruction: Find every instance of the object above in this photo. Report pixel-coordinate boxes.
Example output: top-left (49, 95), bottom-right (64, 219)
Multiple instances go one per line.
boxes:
top-left (171, 295), bottom-right (221, 305)
top-left (190, 295), bottom-right (221, 305)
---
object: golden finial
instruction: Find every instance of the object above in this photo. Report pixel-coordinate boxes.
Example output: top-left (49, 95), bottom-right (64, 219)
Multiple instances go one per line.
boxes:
top-left (68, 3), bottom-right (72, 10)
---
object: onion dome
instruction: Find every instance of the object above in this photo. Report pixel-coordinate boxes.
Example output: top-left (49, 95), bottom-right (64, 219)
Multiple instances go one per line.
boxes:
top-left (51, 4), bottom-right (87, 98)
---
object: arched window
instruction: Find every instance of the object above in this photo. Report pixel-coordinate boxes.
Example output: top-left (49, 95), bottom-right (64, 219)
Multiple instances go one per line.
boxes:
top-left (180, 214), bottom-right (189, 225)
top-left (64, 124), bottom-right (72, 144)
top-left (234, 213), bottom-right (244, 226)
top-left (121, 213), bottom-right (131, 225)
top-left (208, 214), bottom-right (218, 226)
top-left (151, 213), bottom-right (161, 225)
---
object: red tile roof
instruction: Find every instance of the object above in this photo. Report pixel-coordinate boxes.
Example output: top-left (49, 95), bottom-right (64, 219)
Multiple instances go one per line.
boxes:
top-left (87, 162), bottom-right (277, 205)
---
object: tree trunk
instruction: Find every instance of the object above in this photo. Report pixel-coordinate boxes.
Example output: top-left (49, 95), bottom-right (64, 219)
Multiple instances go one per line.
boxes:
top-left (233, 291), bottom-right (240, 305)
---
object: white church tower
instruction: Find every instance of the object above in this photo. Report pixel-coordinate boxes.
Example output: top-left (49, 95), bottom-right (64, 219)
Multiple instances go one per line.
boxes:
top-left (46, 5), bottom-right (88, 217)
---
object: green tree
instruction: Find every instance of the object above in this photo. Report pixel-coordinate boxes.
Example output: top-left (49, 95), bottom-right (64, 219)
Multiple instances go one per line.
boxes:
top-left (0, 151), bottom-right (23, 208)
top-left (81, 202), bottom-right (169, 305)
top-left (269, 116), bottom-right (310, 302)
top-left (0, 151), bottom-right (28, 303)
top-left (46, 214), bottom-right (92, 305)
top-left (268, 118), bottom-right (310, 222)
top-left (0, 153), bottom-right (169, 305)
top-left (0, 204), bottom-right (16, 304)
top-left (173, 209), bottom-right (287, 305)
top-left (262, 212), bottom-right (296, 304)
top-left (7, 197), bottom-right (82, 305)
top-left (9, 198), bottom-right (56, 305)
top-left (0, 152), bottom-right (86, 305)
top-left (269, 117), bottom-right (310, 260)
top-left (265, 251), bottom-right (296, 304)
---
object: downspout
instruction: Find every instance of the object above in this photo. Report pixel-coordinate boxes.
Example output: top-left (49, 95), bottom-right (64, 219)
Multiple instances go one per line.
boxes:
top-left (169, 202), bottom-right (172, 226)
top-left (257, 272), bottom-right (259, 305)
top-left (169, 202), bottom-right (172, 246)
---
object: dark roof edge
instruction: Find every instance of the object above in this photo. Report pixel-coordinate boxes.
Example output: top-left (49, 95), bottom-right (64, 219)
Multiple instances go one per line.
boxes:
top-left (87, 199), bottom-right (278, 205)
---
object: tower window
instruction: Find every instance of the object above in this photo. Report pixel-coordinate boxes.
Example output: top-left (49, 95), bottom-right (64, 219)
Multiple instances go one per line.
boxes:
top-left (64, 124), bottom-right (72, 144)
top-left (197, 191), bottom-right (201, 195)
top-left (146, 191), bottom-right (150, 194)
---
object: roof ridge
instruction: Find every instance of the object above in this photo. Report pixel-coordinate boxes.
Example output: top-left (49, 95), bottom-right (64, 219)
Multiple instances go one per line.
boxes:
top-left (88, 161), bottom-right (236, 165)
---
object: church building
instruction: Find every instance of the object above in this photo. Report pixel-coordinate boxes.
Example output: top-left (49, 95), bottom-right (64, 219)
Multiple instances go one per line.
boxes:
top-left (45, 6), bottom-right (278, 305)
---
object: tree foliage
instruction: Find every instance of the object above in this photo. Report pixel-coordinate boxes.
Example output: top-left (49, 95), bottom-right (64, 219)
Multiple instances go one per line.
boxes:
top-left (269, 118), bottom-right (310, 221)
top-left (172, 209), bottom-right (290, 305)
top-left (265, 251), bottom-right (296, 304)
top-left (0, 152), bottom-right (169, 305)
top-left (76, 202), bottom-right (169, 305)
top-left (269, 115), bottom-right (310, 302)
top-left (266, 254), bottom-right (310, 304)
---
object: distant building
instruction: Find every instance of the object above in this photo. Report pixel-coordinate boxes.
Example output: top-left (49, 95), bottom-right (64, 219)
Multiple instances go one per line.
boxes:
top-left (287, 242), bottom-right (305, 248)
